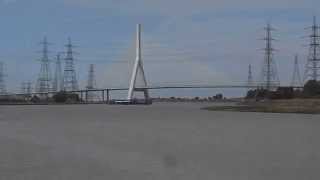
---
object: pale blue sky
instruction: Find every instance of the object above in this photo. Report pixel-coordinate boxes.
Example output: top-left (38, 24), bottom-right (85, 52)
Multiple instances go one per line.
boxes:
top-left (0, 0), bottom-right (319, 97)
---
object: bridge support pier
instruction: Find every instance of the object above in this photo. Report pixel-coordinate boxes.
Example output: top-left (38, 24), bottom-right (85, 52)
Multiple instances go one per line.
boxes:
top-left (85, 90), bottom-right (88, 103)
top-left (102, 90), bottom-right (105, 102)
top-left (127, 24), bottom-right (150, 104)
top-left (106, 89), bottom-right (110, 104)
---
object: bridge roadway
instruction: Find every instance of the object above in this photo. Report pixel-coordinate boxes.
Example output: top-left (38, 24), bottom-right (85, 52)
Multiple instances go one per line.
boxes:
top-left (0, 84), bottom-right (303, 103)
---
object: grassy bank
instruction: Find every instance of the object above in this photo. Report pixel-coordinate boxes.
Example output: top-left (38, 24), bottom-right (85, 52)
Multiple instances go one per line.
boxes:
top-left (203, 99), bottom-right (320, 114)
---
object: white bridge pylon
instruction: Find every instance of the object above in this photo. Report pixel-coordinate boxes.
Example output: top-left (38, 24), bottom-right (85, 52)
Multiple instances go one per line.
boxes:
top-left (127, 24), bottom-right (149, 101)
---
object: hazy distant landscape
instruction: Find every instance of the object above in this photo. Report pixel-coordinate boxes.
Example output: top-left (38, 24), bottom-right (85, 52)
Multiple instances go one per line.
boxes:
top-left (0, 102), bottom-right (320, 180)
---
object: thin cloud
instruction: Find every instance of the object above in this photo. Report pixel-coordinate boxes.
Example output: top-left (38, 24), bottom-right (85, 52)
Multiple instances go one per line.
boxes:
top-left (63, 0), bottom-right (320, 16)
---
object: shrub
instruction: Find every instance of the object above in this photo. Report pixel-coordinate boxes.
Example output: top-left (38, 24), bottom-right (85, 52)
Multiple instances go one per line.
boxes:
top-left (303, 80), bottom-right (320, 97)
top-left (30, 95), bottom-right (40, 103)
top-left (53, 91), bottom-right (80, 103)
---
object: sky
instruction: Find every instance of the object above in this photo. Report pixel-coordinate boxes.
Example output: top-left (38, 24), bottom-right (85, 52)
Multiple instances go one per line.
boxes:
top-left (0, 0), bottom-right (320, 97)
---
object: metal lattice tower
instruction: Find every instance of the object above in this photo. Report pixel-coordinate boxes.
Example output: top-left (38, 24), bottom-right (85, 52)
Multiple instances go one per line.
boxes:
top-left (86, 64), bottom-right (97, 101)
top-left (291, 54), bottom-right (302, 87)
top-left (26, 82), bottom-right (32, 95)
top-left (0, 62), bottom-right (6, 95)
top-left (304, 16), bottom-right (320, 82)
top-left (63, 38), bottom-right (78, 91)
top-left (53, 53), bottom-right (63, 92)
top-left (36, 37), bottom-right (51, 93)
top-left (21, 82), bottom-right (26, 94)
top-left (260, 23), bottom-right (280, 90)
top-left (86, 64), bottom-right (96, 90)
top-left (21, 81), bottom-right (32, 97)
top-left (247, 64), bottom-right (254, 89)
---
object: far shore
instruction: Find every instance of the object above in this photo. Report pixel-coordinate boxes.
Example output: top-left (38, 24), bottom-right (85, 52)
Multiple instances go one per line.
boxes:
top-left (203, 99), bottom-right (320, 114)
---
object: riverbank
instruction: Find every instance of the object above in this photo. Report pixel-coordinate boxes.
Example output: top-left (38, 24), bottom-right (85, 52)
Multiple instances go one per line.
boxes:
top-left (203, 99), bottom-right (320, 114)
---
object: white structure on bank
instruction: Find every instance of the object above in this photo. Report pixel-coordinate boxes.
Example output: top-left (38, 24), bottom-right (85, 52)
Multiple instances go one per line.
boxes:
top-left (127, 24), bottom-right (149, 102)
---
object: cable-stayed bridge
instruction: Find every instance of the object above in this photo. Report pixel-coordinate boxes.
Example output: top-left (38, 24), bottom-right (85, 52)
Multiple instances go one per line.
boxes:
top-left (0, 84), bottom-right (303, 104)
top-left (0, 24), bottom-right (304, 104)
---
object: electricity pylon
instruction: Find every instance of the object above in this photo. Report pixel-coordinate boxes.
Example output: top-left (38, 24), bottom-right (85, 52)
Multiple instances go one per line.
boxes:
top-left (86, 64), bottom-right (98, 101)
top-left (247, 64), bottom-right (254, 89)
top-left (26, 82), bottom-right (32, 95)
top-left (304, 16), bottom-right (320, 82)
top-left (291, 54), bottom-right (302, 87)
top-left (86, 64), bottom-right (96, 90)
top-left (21, 82), bottom-right (26, 94)
top-left (36, 37), bottom-right (51, 93)
top-left (260, 23), bottom-right (280, 91)
top-left (63, 38), bottom-right (78, 91)
top-left (53, 53), bottom-right (63, 92)
top-left (0, 62), bottom-right (6, 95)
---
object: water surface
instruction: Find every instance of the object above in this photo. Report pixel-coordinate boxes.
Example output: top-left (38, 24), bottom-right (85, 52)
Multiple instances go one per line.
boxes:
top-left (0, 103), bottom-right (319, 180)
